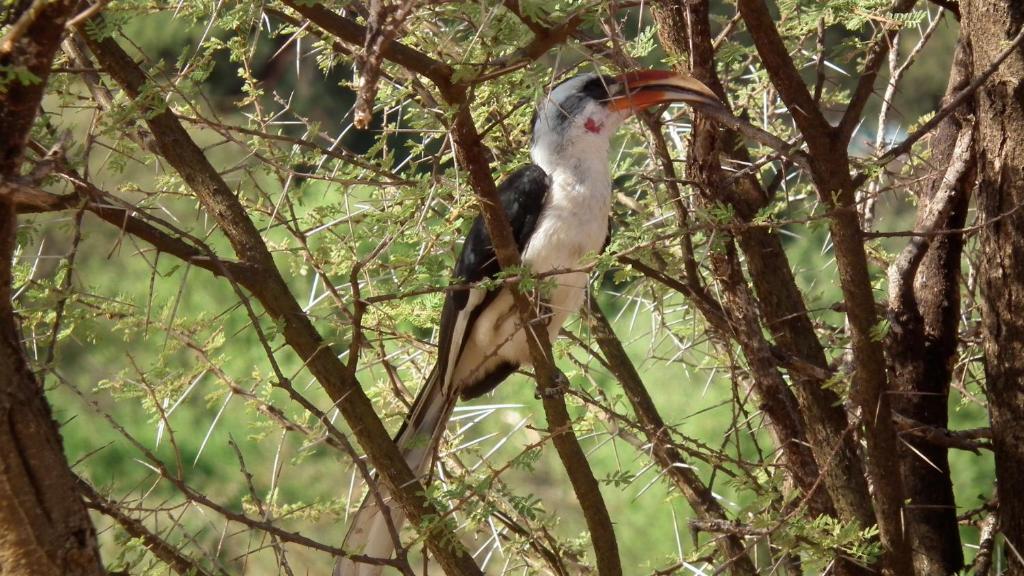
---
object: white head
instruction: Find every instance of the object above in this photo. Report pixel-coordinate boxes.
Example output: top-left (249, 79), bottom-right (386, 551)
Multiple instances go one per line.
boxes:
top-left (529, 70), bottom-right (720, 173)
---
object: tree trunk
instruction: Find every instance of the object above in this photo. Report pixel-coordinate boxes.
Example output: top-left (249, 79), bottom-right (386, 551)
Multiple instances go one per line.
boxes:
top-left (0, 216), bottom-right (105, 575)
top-left (0, 1), bottom-right (106, 573)
top-left (888, 35), bottom-right (974, 576)
top-left (963, 1), bottom-right (1024, 572)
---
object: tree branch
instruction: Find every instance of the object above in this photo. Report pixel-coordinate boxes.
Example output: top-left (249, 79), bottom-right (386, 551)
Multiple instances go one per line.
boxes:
top-left (739, 2), bottom-right (913, 572)
top-left (839, 30), bottom-right (897, 140)
top-left (14, 179), bottom-right (255, 282)
top-left (892, 413), bottom-right (992, 453)
top-left (971, 513), bottom-right (997, 576)
top-left (689, 519), bottom-right (769, 538)
top-left (471, 9), bottom-right (584, 84)
top-left (77, 478), bottom-right (222, 576)
top-left (838, 0), bottom-right (918, 140)
top-left (651, 10), bottom-right (887, 566)
top-left (887, 118), bottom-right (974, 314)
top-left (353, 0), bottom-right (418, 128)
top-left (689, 102), bottom-right (812, 172)
top-left (652, 3), bottom-right (877, 552)
top-left (860, 24), bottom-right (1024, 183)
top-left (586, 300), bottom-right (757, 575)
top-left (280, 0), bottom-right (462, 102)
top-left (736, 0), bottom-right (833, 146)
top-left (81, 24), bottom-right (482, 575)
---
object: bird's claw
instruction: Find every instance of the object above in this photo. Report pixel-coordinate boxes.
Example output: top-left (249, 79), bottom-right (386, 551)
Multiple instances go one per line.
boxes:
top-left (535, 370), bottom-right (570, 399)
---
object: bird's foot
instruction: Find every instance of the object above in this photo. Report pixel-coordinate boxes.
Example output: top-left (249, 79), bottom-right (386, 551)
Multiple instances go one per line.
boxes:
top-left (535, 370), bottom-right (570, 399)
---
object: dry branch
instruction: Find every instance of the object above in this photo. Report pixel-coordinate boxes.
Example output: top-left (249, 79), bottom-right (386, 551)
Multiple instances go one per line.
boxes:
top-left (78, 479), bottom-right (221, 576)
top-left (892, 413), bottom-right (991, 453)
top-left (354, 0), bottom-right (417, 128)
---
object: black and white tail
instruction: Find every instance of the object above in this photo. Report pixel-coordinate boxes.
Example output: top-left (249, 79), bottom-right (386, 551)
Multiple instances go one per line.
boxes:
top-left (334, 367), bottom-right (458, 576)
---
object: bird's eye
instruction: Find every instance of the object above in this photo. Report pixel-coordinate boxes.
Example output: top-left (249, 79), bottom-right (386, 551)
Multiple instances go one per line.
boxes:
top-left (599, 82), bottom-right (626, 104)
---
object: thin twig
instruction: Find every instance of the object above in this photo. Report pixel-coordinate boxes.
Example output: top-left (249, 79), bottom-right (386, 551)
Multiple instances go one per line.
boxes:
top-left (863, 24), bottom-right (1024, 180)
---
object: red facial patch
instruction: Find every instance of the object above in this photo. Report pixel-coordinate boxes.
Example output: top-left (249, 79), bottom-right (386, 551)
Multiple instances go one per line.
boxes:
top-left (584, 117), bottom-right (603, 133)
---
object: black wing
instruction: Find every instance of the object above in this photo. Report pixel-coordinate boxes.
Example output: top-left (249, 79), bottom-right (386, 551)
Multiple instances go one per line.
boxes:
top-left (434, 163), bottom-right (550, 387)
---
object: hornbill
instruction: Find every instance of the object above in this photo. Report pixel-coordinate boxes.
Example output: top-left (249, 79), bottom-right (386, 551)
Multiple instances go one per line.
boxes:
top-left (338, 70), bottom-right (720, 575)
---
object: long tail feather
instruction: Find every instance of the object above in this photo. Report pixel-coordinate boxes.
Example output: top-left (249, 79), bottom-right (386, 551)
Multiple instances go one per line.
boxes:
top-left (335, 367), bottom-right (457, 576)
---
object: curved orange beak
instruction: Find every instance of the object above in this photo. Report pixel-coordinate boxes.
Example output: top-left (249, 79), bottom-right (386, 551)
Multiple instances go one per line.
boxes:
top-left (606, 70), bottom-right (721, 113)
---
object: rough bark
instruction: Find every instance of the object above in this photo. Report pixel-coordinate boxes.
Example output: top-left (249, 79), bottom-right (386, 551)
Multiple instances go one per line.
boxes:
top-left (0, 211), bottom-right (106, 576)
top-left (963, 1), bottom-right (1024, 572)
top-left (887, 36), bottom-right (974, 576)
top-left (0, 1), bottom-right (106, 574)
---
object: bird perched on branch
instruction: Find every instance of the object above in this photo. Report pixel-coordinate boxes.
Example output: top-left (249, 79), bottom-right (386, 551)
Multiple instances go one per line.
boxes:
top-left (338, 69), bottom-right (720, 575)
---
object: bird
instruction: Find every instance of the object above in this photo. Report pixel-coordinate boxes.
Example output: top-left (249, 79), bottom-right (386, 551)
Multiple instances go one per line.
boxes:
top-left (337, 69), bottom-right (720, 575)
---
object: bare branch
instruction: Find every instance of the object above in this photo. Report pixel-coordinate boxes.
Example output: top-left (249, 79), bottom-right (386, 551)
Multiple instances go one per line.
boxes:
top-left (689, 519), bottom-right (769, 538)
top-left (887, 118), bottom-right (974, 309)
top-left (354, 0), bottom-right (418, 128)
top-left (971, 513), bottom-right (998, 576)
top-left (892, 413), bottom-right (992, 453)
top-left (77, 478), bottom-right (222, 576)
top-left (736, 0), bottom-right (832, 145)
top-left (689, 102), bottom-right (812, 173)
top-left (863, 24), bottom-right (1024, 179)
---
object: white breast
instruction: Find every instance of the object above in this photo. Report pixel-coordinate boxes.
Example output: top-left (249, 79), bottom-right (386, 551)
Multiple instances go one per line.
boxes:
top-left (524, 179), bottom-right (609, 268)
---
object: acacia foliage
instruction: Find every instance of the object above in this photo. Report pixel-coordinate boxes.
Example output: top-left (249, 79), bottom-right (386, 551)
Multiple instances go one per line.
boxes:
top-left (4, 0), bottom-right (1014, 574)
